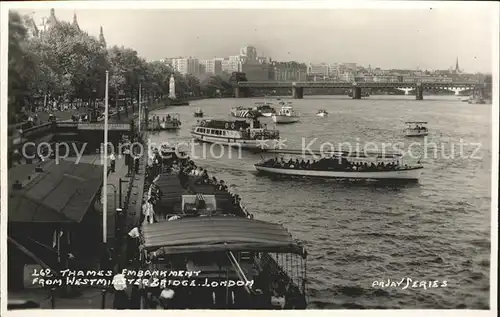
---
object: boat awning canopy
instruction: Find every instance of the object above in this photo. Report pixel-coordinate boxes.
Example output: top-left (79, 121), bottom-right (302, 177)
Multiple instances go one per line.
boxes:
top-left (141, 216), bottom-right (306, 258)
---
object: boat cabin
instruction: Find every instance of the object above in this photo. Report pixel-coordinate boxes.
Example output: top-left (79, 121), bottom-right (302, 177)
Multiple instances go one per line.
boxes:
top-left (277, 106), bottom-right (296, 116)
top-left (193, 119), bottom-right (279, 140)
top-left (405, 121), bottom-right (428, 131)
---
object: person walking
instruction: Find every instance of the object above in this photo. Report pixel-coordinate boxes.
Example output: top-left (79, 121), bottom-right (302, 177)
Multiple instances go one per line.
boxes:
top-left (110, 152), bottom-right (116, 173)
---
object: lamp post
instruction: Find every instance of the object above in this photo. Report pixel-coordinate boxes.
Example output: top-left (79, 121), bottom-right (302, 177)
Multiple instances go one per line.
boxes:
top-left (103, 71), bottom-right (109, 245)
top-left (138, 83), bottom-right (142, 134)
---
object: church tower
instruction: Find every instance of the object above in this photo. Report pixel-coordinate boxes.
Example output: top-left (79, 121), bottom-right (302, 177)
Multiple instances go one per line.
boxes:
top-left (455, 57), bottom-right (460, 73)
top-left (46, 8), bottom-right (58, 29)
top-left (99, 26), bottom-right (106, 47)
top-left (72, 13), bottom-right (80, 31)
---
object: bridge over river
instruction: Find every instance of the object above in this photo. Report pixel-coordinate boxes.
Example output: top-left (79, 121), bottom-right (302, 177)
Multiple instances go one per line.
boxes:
top-left (235, 80), bottom-right (483, 100)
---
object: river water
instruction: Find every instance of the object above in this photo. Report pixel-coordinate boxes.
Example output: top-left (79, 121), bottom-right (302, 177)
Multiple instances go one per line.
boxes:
top-left (148, 95), bottom-right (492, 309)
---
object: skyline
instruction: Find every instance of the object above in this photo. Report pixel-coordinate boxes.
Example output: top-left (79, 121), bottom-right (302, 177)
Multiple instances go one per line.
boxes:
top-left (12, 5), bottom-right (496, 73)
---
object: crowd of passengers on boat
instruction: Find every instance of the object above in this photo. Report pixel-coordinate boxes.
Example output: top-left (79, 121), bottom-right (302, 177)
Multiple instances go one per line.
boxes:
top-left (259, 157), bottom-right (415, 171)
top-left (151, 114), bottom-right (180, 123)
top-left (144, 148), bottom-right (250, 221)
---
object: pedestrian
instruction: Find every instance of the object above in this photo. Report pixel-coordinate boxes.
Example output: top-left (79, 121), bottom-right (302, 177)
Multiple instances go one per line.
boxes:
top-left (110, 152), bottom-right (116, 173)
top-left (134, 157), bottom-right (140, 174)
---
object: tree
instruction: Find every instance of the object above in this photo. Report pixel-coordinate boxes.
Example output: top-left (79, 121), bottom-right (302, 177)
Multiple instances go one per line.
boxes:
top-left (8, 11), bottom-right (36, 122)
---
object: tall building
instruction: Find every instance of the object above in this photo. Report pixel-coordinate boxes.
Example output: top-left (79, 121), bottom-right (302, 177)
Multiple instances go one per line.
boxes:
top-left (307, 63), bottom-right (329, 77)
top-left (241, 63), bottom-right (271, 81)
top-left (257, 56), bottom-right (269, 64)
top-left (171, 57), bottom-right (200, 75)
top-left (200, 59), bottom-right (222, 75)
top-left (222, 55), bottom-right (242, 73)
top-left (270, 61), bottom-right (307, 81)
top-left (343, 63), bottom-right (357, 71)
top-left (240, 45), bottom-right (258, 62)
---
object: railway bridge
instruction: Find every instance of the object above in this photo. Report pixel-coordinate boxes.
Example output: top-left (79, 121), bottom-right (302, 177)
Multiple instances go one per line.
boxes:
top-left (235, 80), bottom-right (481, 100)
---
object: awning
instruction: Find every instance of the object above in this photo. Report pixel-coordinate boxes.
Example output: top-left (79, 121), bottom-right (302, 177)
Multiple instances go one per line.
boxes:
top-left (141, 216), bottom-right (306, 257)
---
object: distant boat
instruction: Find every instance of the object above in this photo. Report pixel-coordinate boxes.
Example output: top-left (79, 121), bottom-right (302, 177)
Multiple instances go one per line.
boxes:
top-left (254, 101), bottom-right (276, 117)
top-left (272, 102), bottom-right (299, 124)
top-left (191, 118), bottom-right (280, 151)
top-left (149, 113), bottom-right (182, 131)
top-left (316, 109), bottom-right (328, 117)
top-left (194, 108), bottom-right (204, 117)
top-left (404, 121), bottom-right (428, 137)
top-left (230, 106), bottom-right (260, 118)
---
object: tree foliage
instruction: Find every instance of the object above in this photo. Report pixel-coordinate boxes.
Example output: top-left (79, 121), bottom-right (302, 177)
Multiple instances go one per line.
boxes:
top-left (7, 10), bottom-right (231, 123)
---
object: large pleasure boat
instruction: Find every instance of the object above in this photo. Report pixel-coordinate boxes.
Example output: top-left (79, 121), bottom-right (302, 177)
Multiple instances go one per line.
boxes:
top-left (254, 149), bottom-right (423, 181)
top-left (132, 167), bottom-right (309, 309)
top-left (191, 118), bottom-right (280, 151)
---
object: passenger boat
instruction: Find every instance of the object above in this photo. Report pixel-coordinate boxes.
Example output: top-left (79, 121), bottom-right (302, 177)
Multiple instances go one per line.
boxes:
top-left (194, 108), bottom-right (204, 117)
top-left (132, 169), bottom-right (308, 309)
top-left (404, 121), bottom-right (428, 137)
top-left (254, 149), bottom-right (423, 181)
top-left (191, 118), bottom-right (280, 151)
top-left (149, 114), bottom-right (182, 131)
top-left (230, 106), bottom-right (261, 118)
top-left (316, 109), bottom-right (328, 117)
top-left (272, 103), bottom-right (299, 124)
top-left (254, 102), bottom-right (276, 117)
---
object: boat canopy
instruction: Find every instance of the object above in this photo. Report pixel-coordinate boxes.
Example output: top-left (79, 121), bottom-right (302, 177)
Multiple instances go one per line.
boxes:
top-left (266, 148), bottom-right (403, 158)
top-left (405, 121), bottom-right (427, 124)
top-left (141, 216), bottom-right (307, 257)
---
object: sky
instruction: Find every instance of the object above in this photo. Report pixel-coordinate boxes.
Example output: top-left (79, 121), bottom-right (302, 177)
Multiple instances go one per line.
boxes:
top-left (13, 5), bottom-right (496, 73)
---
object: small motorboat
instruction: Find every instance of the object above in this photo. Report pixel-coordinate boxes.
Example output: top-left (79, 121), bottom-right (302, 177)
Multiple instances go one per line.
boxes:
top-left (254, 102), bottom-right (276, 117)
top-left (316, 109), bottom-right (328, 117)
top-left (272, 102), bottom-right (299, 124)
top-left (194, 108), bottom-right (204, 117)
top-left (404, 121), bottom-right (428, 137)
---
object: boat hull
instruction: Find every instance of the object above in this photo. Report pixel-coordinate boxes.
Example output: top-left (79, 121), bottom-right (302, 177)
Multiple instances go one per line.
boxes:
top-left (317, 113), bottom-right (328, 117)
top-left (272, 115), bottom-right (300, 124)
top-left (261, 112), bottom-right (274, 117)
top-left (255, 165), bottom-right (422, 180)
top-left (194, 113), bottom-right (203, 117)
top-left (405, 130), bottom-right (428, 137)
top-left (192, 132), bottom-right (277, 151)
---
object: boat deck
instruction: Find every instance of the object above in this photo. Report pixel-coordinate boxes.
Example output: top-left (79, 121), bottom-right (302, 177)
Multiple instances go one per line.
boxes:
top-left (152, 172), bottom-right (249, 219)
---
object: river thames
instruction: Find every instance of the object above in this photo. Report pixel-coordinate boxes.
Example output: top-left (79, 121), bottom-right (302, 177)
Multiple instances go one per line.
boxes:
top-left (148, 95), bottom-right (492, 309)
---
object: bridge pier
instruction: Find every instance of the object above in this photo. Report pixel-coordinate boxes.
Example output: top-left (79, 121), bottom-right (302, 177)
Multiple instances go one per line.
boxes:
top-left (352, 87), bottom-right (361, 99)
top-left (234, 87), bottom-right (241, 98)
top-left (292, 87), bottom-right (304, 99)
top-left (415, 84), bottom-right (423, 100)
